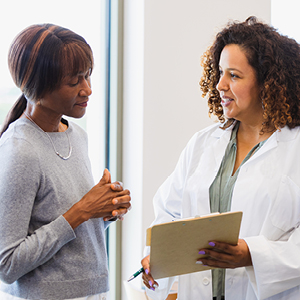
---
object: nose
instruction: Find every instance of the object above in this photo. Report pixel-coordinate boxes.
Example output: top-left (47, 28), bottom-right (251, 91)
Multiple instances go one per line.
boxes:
top-left (216, 73), bottom-right (228, 92)
top-left (79, 78), bottom-right (92, 97)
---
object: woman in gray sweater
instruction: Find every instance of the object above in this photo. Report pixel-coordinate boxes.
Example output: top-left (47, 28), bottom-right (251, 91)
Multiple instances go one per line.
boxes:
top-left (0, 24), bottom-right (131, 300)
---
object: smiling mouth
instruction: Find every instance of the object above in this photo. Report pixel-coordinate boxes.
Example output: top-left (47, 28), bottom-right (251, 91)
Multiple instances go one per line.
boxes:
top-left (221, 97), bottom-right (234, 106)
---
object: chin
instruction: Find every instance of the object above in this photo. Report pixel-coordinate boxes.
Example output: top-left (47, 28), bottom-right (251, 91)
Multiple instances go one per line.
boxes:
top-left (224, 113), bottom-right (233, 119)
top-left (76, 108), bottom-right (87, 118)
top-left (223, 110), bottom-right (237, 120)
top-left (67, 112), bottom-right (86, 119)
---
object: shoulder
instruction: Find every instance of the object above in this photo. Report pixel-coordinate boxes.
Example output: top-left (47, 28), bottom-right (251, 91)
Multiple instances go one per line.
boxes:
top-left (274, 126), bottom-right (300, 147)
top-left (1, 119), bottom-right (37, 150)
top-left (0, 124), bottom-right (42, 183)
top-left (185, 122), bottom-right (228, 151)
top-left (0, 119), bottom-right (42, 164)
top-left (174, 122), bottom-right (229, 171)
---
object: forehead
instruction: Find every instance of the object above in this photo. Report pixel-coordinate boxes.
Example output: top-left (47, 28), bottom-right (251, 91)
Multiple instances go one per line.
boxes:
top-left (59, 44), bottom-right (93, 78)
top-left (219, 44), bottom-right (252, 72)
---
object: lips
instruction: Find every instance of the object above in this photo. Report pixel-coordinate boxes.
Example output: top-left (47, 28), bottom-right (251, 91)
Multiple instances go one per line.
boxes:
top-left (76, 101), bottom-right (88, 107)
top-left (221, 96), bottom-right (234, 107)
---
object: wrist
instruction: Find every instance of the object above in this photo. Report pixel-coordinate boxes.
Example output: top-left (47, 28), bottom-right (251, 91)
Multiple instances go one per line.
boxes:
top-left (63, 202), bottom-right (90, 229)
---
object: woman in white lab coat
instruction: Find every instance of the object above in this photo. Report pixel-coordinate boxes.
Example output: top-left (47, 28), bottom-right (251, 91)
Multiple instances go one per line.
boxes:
top-left (141, 16), bottom-right (300, 300)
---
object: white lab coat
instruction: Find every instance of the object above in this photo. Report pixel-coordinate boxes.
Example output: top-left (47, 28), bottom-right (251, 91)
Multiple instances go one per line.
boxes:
top-left (146, 123), bottom-right (300, 300)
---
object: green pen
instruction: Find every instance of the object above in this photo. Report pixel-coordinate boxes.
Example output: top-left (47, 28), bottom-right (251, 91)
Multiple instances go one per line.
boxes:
top-left (127, 267), bottom-right (144, 282)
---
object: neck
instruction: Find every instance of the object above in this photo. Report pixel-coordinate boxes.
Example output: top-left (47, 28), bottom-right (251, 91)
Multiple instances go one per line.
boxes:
top-left (237, 121), bottom-right (275, 144)
top-left (23, 111), bottom-right (72, 160)
top-left (23, 104), bottom-right (65, 132)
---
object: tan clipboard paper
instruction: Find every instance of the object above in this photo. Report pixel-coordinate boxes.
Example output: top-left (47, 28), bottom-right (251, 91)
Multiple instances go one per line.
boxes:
top-left (146, 211), bottom-right (243, 279)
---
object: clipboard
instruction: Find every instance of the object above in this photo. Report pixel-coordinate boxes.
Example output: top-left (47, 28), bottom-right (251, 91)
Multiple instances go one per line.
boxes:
top-left (146, 211), bottom-right (242, 279)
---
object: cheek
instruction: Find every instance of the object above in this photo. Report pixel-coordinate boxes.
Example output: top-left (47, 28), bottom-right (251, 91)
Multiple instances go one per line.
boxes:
top-left (249, 86), bottom-right (261, 104)
top-left (234, 85), bottom-right (258, 103)
top-left (60, 94), bottom-right (77, 105)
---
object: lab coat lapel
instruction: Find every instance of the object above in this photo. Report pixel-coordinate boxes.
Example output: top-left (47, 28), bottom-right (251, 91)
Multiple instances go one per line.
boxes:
top-left (249, 132), bottom-right (278, 160)
top-left (191, 126), bottom-right (232, 215)
top-left (211, 126), bottom-right (232, 173)
top-left (198, 126), bottom-right (233, 188)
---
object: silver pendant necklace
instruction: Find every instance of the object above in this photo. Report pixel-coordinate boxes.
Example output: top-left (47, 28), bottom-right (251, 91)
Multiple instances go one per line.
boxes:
top-left (24, 112), bottom-right (72, 160)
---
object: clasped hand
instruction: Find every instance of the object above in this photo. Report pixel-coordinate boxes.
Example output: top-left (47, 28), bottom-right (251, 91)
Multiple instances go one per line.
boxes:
top-left (80, 169), bottom-right (131, 221)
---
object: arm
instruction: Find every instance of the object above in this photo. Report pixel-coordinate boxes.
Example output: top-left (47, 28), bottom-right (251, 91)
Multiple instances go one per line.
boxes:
top-left (0, 139), bottom-right (130, 284)
top-left (0, 139), bottom-right (75, 283)
top-left (141, 135), bottom-right (199, 297)
top-left (244, 230), bottom-right (300, 299)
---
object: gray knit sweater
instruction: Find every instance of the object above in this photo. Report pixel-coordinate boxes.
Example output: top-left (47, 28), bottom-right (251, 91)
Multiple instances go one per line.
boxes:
top-left (0, 118), bottom-right (110, 299)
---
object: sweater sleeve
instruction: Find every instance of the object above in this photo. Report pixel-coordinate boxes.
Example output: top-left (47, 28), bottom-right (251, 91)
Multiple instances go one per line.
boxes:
top-left (0, 137), bottom-right (76, 284)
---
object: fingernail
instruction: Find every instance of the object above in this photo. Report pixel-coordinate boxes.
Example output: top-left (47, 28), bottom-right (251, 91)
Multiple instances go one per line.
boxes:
top-left (150, 287), bottom-right (155, 291)
top-left (209, 242), bottom-right (215, 247)
top-left (149, 281), bottom-right (152, 287)
top-left (112, 199), bottom-right (118, 204)
top-left (196, 261), bottom-right (203, 264)
top-left (145, 269), bottom-right (149, 275)
top-left (198, 250), bottom-right (205, 255)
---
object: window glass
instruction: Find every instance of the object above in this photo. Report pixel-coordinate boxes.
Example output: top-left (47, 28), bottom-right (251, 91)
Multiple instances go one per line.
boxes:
top-left (0, 0), bottom-right (106, 180)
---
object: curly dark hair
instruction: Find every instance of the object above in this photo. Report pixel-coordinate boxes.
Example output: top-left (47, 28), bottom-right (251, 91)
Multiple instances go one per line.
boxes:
top-left (199, 16), bottom-right (300, 131)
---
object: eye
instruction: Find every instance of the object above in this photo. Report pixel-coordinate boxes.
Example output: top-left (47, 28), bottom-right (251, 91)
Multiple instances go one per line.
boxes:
top-left (84, 68), bottom-right (92, 79)
top-left (219, 69), bottom-right (223, 76)
top-left (67, 69), bottom-right (92, 87)
top-left (230, 72), bottom-right (240, 79)
top-left (69, 79), bottom-right (79, 87)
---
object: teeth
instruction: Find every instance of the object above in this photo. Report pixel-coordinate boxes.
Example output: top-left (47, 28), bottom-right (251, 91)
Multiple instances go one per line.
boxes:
top-left (222, 98), bottom-right (233, 103)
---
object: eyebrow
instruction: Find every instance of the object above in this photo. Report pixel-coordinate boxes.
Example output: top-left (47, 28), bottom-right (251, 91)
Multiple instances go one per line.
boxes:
top-left (228, 68), bottom-right (242, 72)
top-left (78, 71), bottom-right (89, 76)
top-left (220, 67), bottom-right (243, 74)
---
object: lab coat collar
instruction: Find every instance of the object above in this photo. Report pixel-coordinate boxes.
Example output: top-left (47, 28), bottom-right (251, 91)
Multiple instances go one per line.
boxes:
top-left (210, 124), bottom-right (299, 167)
top-left (275, 125), bottom-right (299, 142)
top-left (252, 126), bottom-right (298, 159)
top-left (210, 123), bottom-right (298, 140)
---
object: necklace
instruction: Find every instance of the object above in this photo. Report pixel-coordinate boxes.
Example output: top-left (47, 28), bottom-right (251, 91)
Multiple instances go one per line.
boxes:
top-left (24, 112), bottom-right (72, 160)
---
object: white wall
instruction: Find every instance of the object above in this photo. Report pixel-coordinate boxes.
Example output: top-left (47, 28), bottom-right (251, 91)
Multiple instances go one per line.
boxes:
top-left (121, 1), bottom-right (271, 298)
top-left (272, 0), bottom-right (300, 43)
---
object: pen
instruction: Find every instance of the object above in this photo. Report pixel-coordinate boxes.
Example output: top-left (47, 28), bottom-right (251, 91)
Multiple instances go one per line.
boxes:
top-left (127, 267), bottom-right (144, 282)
